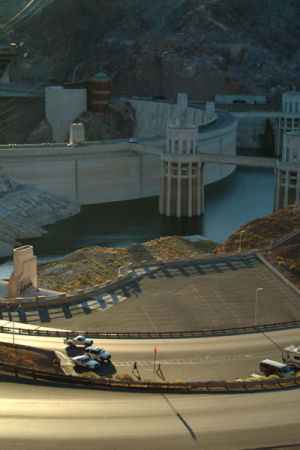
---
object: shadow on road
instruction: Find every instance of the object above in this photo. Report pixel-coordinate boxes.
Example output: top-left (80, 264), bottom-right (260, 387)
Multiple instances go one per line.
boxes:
top-left (65, 346), bottom-right (84, 357)
top-left (73, 361), bottom-right (117, 377)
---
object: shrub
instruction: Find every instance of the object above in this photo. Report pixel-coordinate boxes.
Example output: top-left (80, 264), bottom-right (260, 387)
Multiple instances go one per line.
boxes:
top-left (114, 373), bottom-right (134, 381)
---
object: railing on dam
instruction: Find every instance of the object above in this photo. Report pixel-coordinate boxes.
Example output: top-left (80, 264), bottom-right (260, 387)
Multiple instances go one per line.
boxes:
top-left (198, 153), bottom-right (279, 168)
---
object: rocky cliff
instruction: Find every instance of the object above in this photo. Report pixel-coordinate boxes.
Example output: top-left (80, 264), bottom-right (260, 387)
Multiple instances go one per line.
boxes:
top-left (0, 171), bottom-right (80, 258)
top-left (2, 0), bottom-right (299, 103)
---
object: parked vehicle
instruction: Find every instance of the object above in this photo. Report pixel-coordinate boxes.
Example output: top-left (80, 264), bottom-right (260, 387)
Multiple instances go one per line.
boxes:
top-left (128, 137), bottom-right (138, 143)
top-left (64, 335), bottom-right (93, 347)
top-left (72, 354), bottom-right (100, 369)
top-left (282, 345), bottom-right (300, 369)
top-left (260, 359), bottom-right (295, 377)
top-left (85, 346), bottom-right (111, 362)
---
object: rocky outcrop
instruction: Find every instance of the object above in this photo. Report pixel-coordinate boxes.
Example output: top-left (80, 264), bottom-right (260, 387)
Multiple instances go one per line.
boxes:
top-left (103, 99), bottom-right (136, 138)
top-left (6, 0), bottom-right (300, 102)
top-left (0, 171), bottom-right (80, 258)
top-left (72, 112), bottom-right (116, 141)
top-left (25, 119), bottom-right (53, 144)
top-left (69, 99), bottom-right (135, 142)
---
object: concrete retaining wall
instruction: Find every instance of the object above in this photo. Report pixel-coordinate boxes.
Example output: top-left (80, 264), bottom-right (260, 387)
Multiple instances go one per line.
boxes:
top-left (232, 112), bottom-right (279, 149)
top-left (45, 86), bottom-right (87, 142)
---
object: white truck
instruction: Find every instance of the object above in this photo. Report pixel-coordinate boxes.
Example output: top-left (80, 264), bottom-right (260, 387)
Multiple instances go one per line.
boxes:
top-left (64, 335), bottom-right (93, 347)
top-left (72, 354), bottom-right (100, 369)
top-left (282, 345), bottom-right (300, 369)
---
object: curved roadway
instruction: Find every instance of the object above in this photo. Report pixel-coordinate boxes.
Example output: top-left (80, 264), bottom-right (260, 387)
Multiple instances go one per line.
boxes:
top-left (1, 377), bottom-right (300, 449)
top-left (1, 327), bottom-right (299, 381)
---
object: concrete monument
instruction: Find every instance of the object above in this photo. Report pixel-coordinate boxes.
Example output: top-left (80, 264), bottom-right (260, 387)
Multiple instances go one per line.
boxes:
top-left (8, 245), bottom-right (37, 297)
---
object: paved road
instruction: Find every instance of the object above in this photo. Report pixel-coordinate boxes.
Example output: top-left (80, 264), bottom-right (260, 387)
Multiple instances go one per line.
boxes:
top-left (1, 328), bottom-right (300, 381)
top-left (1, 380), bottom-right (300, 450)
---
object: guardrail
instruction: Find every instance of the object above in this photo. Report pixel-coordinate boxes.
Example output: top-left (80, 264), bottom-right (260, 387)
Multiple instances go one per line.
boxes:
top-left (1, 319), bottom-right (300, 340)
top-left (0, 273), bottom-right (134, 308)
top-left (0, 361), bottom-right (299, 393)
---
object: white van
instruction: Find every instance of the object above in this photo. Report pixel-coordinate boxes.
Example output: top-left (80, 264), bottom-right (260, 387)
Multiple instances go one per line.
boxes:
top-left (260, 359), bottom-right (295, 377)
top-left (282, 345), bottom-right (300, 369)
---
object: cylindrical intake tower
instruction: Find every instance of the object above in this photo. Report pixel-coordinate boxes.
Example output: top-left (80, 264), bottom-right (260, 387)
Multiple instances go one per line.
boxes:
top-left (274, 129), bottom-right (300, 211)
top-left (159, 120), bottom-right (204, 217)
top-left (277, 90), bottom-right (300, 156)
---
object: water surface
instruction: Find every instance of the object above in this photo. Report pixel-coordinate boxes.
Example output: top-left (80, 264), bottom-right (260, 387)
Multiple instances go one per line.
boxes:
top-left (0, 166), bottom-right (274, 278)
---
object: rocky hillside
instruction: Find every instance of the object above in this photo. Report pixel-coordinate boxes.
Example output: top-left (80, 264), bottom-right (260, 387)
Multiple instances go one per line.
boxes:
top-left (213, 204), bottom-right (300, 289)
top-left (0, 171), bottom-right (80, 258)
top-left (2, 0), bottom-right (299, 103)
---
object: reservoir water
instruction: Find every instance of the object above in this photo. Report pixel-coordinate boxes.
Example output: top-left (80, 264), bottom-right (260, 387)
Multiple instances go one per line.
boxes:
top-left (0, 165), bottom-right (274, 278)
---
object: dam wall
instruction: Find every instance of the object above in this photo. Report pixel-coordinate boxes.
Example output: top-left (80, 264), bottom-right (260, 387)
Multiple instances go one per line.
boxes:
top-left (129, 99), bottom-right (212, 137)
top-left (0, 100), bottom-right (237, 205)
top-left (0, 141), bottom-right (162, 205)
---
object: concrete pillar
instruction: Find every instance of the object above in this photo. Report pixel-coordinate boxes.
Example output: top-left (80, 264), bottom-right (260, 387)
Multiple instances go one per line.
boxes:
top-left (273, 168), bottom-right (280, 211)
top-left (176, 163), bottom-right (182, 217)
top-left (284, 170), bottom-right (289, 207)
top-left (296, 169), bottom-right (300, 202)
top-left (166, 161), bottom-right (171, 216)
top-left (159, 162), bottom-right (164, 213)
top-left (8, 246), bottom-right (37, 298)
top-left (200, 162), bottom-right (205, 215)
top-left (188, 162), bottom-right (192, 217)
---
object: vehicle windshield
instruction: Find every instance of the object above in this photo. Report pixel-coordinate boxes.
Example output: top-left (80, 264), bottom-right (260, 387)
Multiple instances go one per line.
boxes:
top-left (282, 366), bottom-right (292, 373)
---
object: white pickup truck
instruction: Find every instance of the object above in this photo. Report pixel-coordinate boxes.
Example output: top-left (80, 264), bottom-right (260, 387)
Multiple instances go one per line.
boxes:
top-left (64, 335), bottom-right (94, 347)
top-left (282, 345), bottom-right (300, 369)
top-left (72, 354), bottom-right (100, 369)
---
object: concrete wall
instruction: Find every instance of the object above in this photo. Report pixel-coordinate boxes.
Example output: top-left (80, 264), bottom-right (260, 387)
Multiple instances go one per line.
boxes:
top-left (233, 112), bottom-right (279, 149)
top-left (129, 99), bottom-right (211, 137)
top-left (0, 130), bottom-right (235, 205)
top-left (0, 102), bottom-right (237, 205)
top-left (198, 117), bottom-right (237, 184)
top-left (45, 86), bottom-right (87, 142)
top-left (0, 141), bottom-right (162, 204)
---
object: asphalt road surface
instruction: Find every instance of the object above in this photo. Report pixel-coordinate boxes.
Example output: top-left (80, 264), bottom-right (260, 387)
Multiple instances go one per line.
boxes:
top-left (1, 380), bottom-right (300, 450)
top-left (1, 328), bottom-right (300, 381)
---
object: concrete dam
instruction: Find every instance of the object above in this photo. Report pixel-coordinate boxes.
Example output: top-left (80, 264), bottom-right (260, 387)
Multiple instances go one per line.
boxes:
top-left (0, 98), bottom-right (237, 207)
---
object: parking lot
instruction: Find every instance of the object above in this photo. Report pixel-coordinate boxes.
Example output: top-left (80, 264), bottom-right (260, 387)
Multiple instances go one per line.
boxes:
top-left (2, 254), bottom-right (300, 333)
